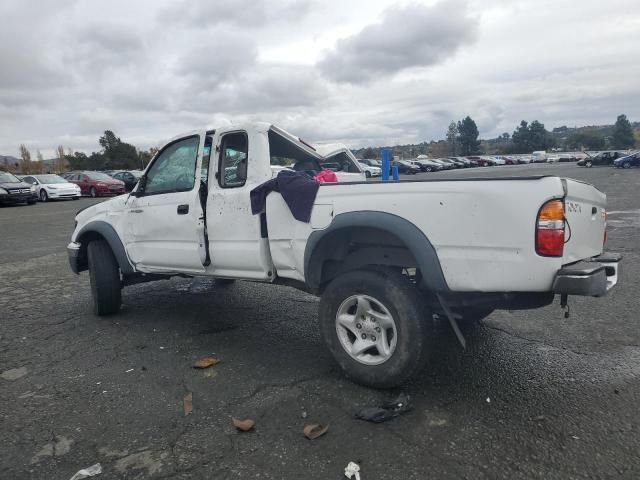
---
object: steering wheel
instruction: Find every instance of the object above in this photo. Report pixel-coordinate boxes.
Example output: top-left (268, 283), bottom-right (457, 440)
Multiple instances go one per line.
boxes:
top-left (175, 172), bottom-right (192, 189)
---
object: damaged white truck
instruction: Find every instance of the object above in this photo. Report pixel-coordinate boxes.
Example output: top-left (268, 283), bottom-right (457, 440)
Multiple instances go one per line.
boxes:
top-left (68, 123), bottom-right (621, 388)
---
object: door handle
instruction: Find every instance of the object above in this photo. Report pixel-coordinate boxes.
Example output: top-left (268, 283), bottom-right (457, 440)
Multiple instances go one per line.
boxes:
top-left (129, 209), bottom-right (144, 213)
top-left (177, 204), bottom-right (189, 215)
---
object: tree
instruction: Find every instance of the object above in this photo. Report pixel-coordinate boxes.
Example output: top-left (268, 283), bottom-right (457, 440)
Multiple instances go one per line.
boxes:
top-left (54, 145), bottom-right (68, 173)
top-left (566, 130), bottom-right (605, 150)
top-left (36, 150), bottom-right (44, 162)
top-left (446, 121), bottom-right (458, 155)
top-left (511, 120), bottom-right (531, 153)
top-left (98, 130), bottom-right (139, 169)
top-left (612, 114), bottom-right (634, 148)
top-left (511, 120), bottom-right (553, 153)
top-left (359, 147), bottom-right (378, 159)
top-left (19, 144), bottom-right (32, 173)
top-left (456, 116), bottom-right (480, 155)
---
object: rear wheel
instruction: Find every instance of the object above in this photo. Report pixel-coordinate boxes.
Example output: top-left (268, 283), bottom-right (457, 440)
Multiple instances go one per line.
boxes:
top-left (40, 190), bottom-right (48, 202)
top-left (585, 160), bottom-right (593, 167)
top-left (90, 186), bottom-right (98, 198)
top-left (319, 268), bottom-right (432, 388)
top-left (623, 161), bottom-right (631, 169)
top-left (88, 239), bottom-right (122, 315)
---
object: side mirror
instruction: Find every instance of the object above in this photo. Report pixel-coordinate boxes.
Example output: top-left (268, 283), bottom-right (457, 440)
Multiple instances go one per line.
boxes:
top-left (133, 175), bottom-right (147, 197)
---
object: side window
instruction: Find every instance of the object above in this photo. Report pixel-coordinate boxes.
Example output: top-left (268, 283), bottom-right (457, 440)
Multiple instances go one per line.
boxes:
top-left (24, 176), bottom-right (35, 184)
top-left (320, 153), bottom-right (360, 173)
top-left (219, 132), bottom-right (248, 188)
top-left (145, 136), bottom-right (199, 195)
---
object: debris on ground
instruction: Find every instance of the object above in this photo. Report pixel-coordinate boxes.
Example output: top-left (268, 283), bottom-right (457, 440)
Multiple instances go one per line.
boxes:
top-left (355, 393), bottom-right (412, 423)
top-left (486, 397), bottom-right (491, 404)
top-left (344, 461), bottom-right (361, 479)
top-left (125, 368), bottom-right (134, 373)
top-left (303, 423), bottom-right (329, 440)
top-left (1, 366), bottom-right (28, 381)
top-left (69, 463), bottom-right (102, 480)
top-left (193, 355), bottom-right (221, 369)
top-left (232, 417), bottom-right (256, 431)
top-left (183, 392), bottom-right (193, 416)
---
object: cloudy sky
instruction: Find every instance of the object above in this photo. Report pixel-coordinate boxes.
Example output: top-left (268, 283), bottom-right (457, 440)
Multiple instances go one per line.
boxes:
top-left (1, 0), bottom-right (639, 157)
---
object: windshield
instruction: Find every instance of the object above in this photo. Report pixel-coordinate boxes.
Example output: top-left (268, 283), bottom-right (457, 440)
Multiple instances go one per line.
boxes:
top-left (0, 172), bottom-right (21, 183)
top-left (86, 172), bottom-right (114, 181)
top-left (35, 175), bottom-right (67, 184)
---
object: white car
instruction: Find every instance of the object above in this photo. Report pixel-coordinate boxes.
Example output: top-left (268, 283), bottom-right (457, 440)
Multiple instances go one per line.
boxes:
top-left (546, 155), bottom-right (560, 163)
top-left (68, 122), bottom-right (620, 388)
top-left (22, 174), bottom-right (81, 201)
top-left (357, 161), bottom-right (381, 178)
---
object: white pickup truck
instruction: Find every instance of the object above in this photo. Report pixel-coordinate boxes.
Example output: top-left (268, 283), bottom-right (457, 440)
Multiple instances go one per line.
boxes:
top-left (68, 122), bottom-right (621, 388)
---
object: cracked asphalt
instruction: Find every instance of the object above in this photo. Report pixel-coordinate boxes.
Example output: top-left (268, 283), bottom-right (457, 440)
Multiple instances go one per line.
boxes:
top-left (1, 163), bottom-right (639, 479)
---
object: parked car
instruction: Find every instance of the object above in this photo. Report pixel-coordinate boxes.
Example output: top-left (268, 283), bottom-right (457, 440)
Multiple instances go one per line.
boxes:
top-left (0, 171), bottom-right (38, 205)
top-left (613, 151), bottom-right (640, 169)
top-left (448, 157), bottom-right (472, 167)
top-left (546, 155), bottom-right (561, 163)
top-left (412, 159), bottom-right (443, 172)
top-left (430, 159), bottom-right (454, 170)
top-left (395, 160), bottom-right (421, 174)
top-left (577, 151), bottom-right (625, 167)
top-left (360, 159), bottom-right (382, 168)
top-left (357, 161), bottom-right (381, 178)
top-left (68, 121), bottom-right (620, 388)
top-left (531, 151), bottom-right (547, 163)
top-left (477, 156), bottom-right (497, 167)
top-left (491, 156), bottom-right (506, 166)
top-left (65, 171), bottom-right (126, 197)
top-left (111, 170), bottom-right (143, 192)
top-left (22, 174), bottom-right (81, 201)
top-left (436, 158), bottom-right (463, 169)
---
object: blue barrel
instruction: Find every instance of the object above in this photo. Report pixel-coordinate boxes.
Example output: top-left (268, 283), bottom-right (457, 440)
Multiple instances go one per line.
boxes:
top-left (381, 149), bottom-right (391, 182)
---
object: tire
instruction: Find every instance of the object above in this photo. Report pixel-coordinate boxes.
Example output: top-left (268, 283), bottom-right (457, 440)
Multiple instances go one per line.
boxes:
top-left (88, 239), bottom-right (122, 316)
top-left (623, 161), bottom-right (631, 169)
top-left (319, 268), bottom-right (432, 388)
top-left (425, 167), bottom-right (433, 172)
top-left (90, 186), bottom-right (98, 198)
top-left (40, 190), bottom-right (48, 202)
top-left (365, 171), bottom-right (371, 178)
top-left (585, 160), bottom-right (593, 168)
top-left (213, 278), bottom-right (235, 287)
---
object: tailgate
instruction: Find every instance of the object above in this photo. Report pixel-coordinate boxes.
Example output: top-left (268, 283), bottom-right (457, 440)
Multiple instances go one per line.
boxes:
top-left (562, 179), bottom-right (606, 263)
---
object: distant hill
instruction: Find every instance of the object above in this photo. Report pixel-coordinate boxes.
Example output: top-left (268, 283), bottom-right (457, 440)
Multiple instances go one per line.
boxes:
top-left (0, 155), bottom-right (20, 169)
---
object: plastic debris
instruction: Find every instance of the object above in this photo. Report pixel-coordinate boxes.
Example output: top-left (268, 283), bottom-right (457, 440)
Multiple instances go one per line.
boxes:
top-left (355, 393), bottom-right (412, 423)
top-left (486, 397), bottom-right (491, 404)
top-left (193, 356), bottom-right (221, 369)
top-left (232, 417), bottom-right (256, 431)
top-left (183, 392), bottom-right (193, 416)
top-left (125, 369), bottom-right (134, 373)
top-left (69, 463), bottom-right (102, 480)
top-left (344, 461), bottom-right (361, 480)
top-left (303, 423), bottom-right (329, 440)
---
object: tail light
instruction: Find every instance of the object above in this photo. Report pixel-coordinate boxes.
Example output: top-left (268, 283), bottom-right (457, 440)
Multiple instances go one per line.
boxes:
top-left (603, 209), bottom-right (607, 245)
top-left (536, 199), bottom-right (565, 257)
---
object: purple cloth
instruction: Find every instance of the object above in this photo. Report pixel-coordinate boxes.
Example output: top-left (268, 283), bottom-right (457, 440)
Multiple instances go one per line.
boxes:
top-left (250, 170), bottom-right (320, 223)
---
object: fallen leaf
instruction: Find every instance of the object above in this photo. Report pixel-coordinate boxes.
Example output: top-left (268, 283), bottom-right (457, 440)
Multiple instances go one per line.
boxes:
top-left (183, 392), bottom-right (193, 416)
top-left (232, 417), bottom-right (255, 431)
top-left (303, 423), bottom-right (329, 440)
top-left (193, 356), bottom-right (221, 369)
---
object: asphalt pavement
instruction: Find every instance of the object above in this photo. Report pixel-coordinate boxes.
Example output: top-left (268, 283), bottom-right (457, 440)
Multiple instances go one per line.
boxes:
top-left (1, 163), bottom-right (639, 479)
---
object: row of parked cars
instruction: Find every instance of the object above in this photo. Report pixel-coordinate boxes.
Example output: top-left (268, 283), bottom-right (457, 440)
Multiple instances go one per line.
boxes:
top-left (576, 150), bottom-right (640, 168)
top-left (0, 169), bottom-right (144, 206)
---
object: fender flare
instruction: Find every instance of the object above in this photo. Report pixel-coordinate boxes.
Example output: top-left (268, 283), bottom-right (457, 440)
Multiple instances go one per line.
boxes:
top-left (77, 220), bottom-right (134, 274)
top-left (303, 211), bottom-right (448, 291)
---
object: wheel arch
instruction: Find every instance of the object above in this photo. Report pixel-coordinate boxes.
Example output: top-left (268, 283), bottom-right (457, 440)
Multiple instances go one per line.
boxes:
top-left (75, 221), bottom-right (134, 274)
top-left (304, 211), bottom-right (448, 293)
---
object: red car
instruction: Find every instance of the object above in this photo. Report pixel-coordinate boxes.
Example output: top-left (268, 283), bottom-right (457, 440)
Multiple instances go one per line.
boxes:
top-left (65, 171), bottom-right (125, 197)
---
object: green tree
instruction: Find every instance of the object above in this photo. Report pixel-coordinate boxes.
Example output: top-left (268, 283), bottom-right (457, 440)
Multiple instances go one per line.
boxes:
top-left (511, 120), bottom-right (531, 153)
top-left (359, 147), bottom-right (379, 159)
top-left (511, 120), bottom-right (553, 153)
top-left (98, 130), bottom-right (140, 169)
top-left (456, 116), bottom-right (480, 155)
top-left (566, 130), bottom-right (605, 150)
top-left (446, 121), bottom-right (458, 155)
top-left (612, 114), bottom-right (634, 148)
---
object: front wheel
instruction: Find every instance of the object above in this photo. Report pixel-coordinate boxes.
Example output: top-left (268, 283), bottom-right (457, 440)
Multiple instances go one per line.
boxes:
top-left (585, 160), bottom-right (593, 168)
top-left (623, 161), bottom-right (631, 169)
top-left (40, 190), bottom-right (48, 202)
top-left (88, 239), bottom-right (122, 315)
top-left (319, 268), bottom-right (432, 388)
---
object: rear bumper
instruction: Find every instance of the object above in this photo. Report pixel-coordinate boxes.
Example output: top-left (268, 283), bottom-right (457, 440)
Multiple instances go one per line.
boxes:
top-left (552, 253), bottom-right (621, 297)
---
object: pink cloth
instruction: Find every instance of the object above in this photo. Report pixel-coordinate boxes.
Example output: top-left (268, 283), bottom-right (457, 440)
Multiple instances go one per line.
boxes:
top-left (314, 170), bottom-right (338, 183)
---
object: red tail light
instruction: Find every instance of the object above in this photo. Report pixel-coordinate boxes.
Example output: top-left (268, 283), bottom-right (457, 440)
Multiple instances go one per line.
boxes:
top-left (536, 199), bottom-right (565, 257)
